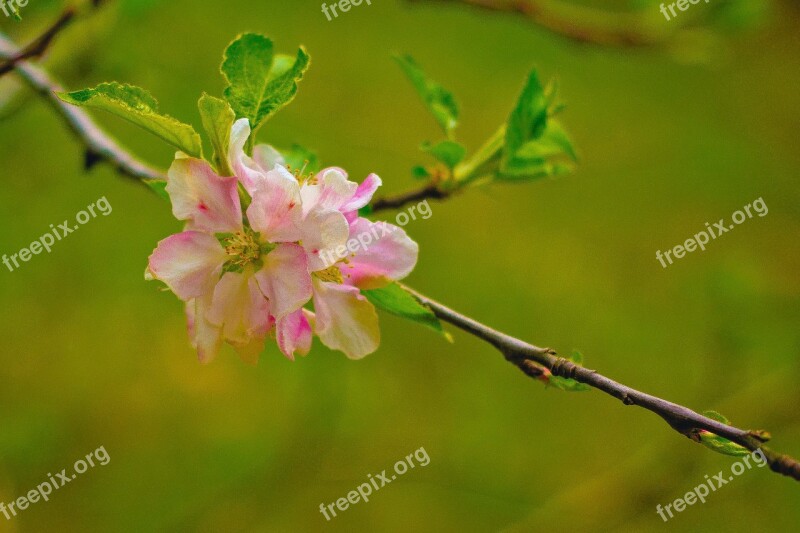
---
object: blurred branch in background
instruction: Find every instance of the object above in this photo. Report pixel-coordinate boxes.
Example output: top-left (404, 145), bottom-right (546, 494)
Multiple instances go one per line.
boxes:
top-left (0, 7), bottom-right (75, 76)
top-left (409, 0), bottom-right (665, 47)
top-left (0, 7), bottom-right (165, 184)
top-left (407, 0), bottom-right (769, 54)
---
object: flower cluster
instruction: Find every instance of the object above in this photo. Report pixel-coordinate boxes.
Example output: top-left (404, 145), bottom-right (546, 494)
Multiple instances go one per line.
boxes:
top-left (146, 119), bottom-right (418, 363)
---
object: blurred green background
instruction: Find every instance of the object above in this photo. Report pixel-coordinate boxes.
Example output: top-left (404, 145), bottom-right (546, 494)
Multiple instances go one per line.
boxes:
top-left (1, 0), bottom-right (799, 531)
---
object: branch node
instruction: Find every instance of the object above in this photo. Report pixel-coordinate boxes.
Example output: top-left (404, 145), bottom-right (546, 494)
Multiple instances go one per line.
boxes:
top-left (748, 429), bottom-right (772, 443)
top-left (550, 356), bottom-right (578, 379)
top-left (620, 392), bottom-right (635, 406)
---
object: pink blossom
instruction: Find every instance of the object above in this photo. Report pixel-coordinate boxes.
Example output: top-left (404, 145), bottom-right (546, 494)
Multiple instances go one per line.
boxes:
top-left (147, 118), bottom-right (419, 362)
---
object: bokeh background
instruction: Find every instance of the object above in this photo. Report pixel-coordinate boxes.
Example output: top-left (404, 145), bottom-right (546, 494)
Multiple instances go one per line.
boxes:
top-left (1, 0), bottom-right (798, 531)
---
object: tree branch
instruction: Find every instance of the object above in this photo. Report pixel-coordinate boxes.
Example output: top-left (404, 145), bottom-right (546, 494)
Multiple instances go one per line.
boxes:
top-left (402, 283), bottom-right (800, 482)
top-left (370, 182), bottom-right (452, 212)
top-left (0, 7), bottom-right (76, 77)
top-left (0, 33), bottom-right (166, 184)
top-left (407, 0), bottom-right (668, 48)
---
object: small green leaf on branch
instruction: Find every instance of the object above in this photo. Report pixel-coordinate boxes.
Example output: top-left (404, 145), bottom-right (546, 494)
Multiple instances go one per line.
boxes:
top-left (58, 82), bottom-right (203, 158)
top-left (198, 94), bottom-right (235, 175)
top-left (221, 33), bottom-right (309, 137)
top-left (698, 411), bottom-right (750, 456)
top-left (363, 282), bottom-right (451, 340)
top-left (421, 140), bottom-right (466, 170)
top-left (394, 54), bottom-right (459, 137)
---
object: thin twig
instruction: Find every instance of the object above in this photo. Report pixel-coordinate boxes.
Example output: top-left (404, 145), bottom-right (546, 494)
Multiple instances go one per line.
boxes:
top-left (0, 33), bottom-right (166, 183)
top-left (408, 0), bottom-right (667, 48)
top-left (402, 283), bottom-right (800, 482)
top-left (0, 7), bottom-right (76, 77)
top-left (370, 183), bottom-right (451, 212)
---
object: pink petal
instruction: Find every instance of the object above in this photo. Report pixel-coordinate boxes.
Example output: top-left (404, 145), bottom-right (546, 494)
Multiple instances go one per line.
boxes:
top-left (339, 218), bottom-right (419, 289)
top-left (246, 166), bottom-right (303, 243)
top-left (228, 118), bottom-right (267, 194)
top-left (312, 279), bottom-right (380, 359)
top-left (147, 231), bottom-right (227, 301)
top-left (300, 168), bottom-right (357, 216)
top-left (276, 309), bottom-right (313, 360)
top-left (254, 243), bottom-right (312, 319)
top-left (166, 158), bottom-right (242, 233)
top-left (252, 144), bottom-right (285, 171)
top-left (206, 271), bottom-right (270, 346)
top-left (340, 173), bottom-right (382, 214)
top-left (299, 209), bottom-right (350, 272)
top-left (186, 295), bottom-right (223, 364)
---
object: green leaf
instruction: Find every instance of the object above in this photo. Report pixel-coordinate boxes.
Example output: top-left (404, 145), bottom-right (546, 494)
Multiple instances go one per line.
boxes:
top-left (514, 121), bottom-right (577, 162)
top-left (281, 144), bottom-right (320, 174)
top-left (394, 54), bottom-right (459, 136)
top-left (363, 282), bottom-right (450, 340)
top-left (421, 140), bottom-right (466, 170)
top-left (221, 33), bottom-right (310, 135)
top-left (547, 376), bottom-right (591, 392)
top-left (499, 71), bottom-right (577, 181)
top-left (698, 432), bottom-right (750, 457)
top-left (198, 94), bottom-right (235, 175)
top-left (412, 165), bottom-right (431, 180)
top-left (505, 70), bottom-right (548, 158)
top-left (698, 411), bottom-right (749, 456)
top-left (58, 82), bottom-right (203, 158)
top-left (496, 160), bottom-right (573, 182)
top-left (702, 410), bottom-right (731, 425)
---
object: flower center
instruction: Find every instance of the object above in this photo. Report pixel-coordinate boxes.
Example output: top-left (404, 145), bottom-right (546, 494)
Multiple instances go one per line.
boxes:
top-left (219, 229), bottom-right (273, 272)
top-left (313, 265), bottom-right (344, 284)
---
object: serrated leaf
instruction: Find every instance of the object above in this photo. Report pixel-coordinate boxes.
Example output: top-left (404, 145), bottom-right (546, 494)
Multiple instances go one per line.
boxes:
top-left (394, 54), bottom-right (459, 136)
top-left (58, 82), bottom-right (203, 158)
top-left (421, 140), bottom-right (466, 170)
top-left (221, 33), bottom-right (309, 135)
top-left (363, 282), bottom-right (450, 339)
top-left (198, 94), bottom-right (235, 175)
